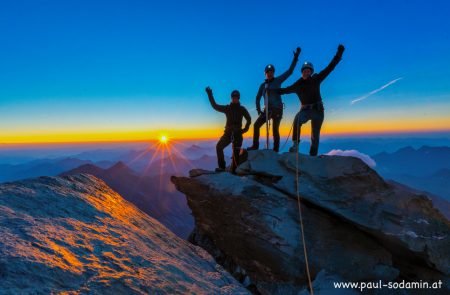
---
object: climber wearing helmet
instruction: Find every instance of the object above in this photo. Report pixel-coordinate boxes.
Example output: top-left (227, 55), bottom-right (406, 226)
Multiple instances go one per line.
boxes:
top-left (247, 47), bottom-right (301, 152)
top-left (278, 44), bottom-right (345, 156)
top-left (206, 87), bottom-right (251, 173)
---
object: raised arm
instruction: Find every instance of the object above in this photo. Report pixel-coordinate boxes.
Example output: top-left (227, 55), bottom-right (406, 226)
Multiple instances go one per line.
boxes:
top-left (316, 44), bottom-right (345, 82)
top-left (277, 47), bottom-right (301, 83)
top-left (255, 84), bottom-right (264, 115)
top-left (206, 87), bottom-right (227, 113)
top-left (242, 108), bottom-right (251, 133)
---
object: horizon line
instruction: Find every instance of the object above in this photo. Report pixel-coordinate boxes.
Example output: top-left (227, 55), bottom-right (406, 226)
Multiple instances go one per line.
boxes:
top-left (1, 129), bottom-right (449, 147)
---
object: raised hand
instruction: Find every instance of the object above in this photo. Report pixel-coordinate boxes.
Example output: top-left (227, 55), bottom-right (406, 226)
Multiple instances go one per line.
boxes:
top-left (205, 86), bottom-right (213, 95)
top-left (293, 47), bottom-right (301, 59)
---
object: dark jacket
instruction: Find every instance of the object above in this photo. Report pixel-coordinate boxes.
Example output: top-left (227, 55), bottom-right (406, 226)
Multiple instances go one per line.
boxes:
top-left (256, 55), bottom-right (298, 112)
top-left (208, 93), bottom-right (251, 132)
top-left (279, 49), bottom-right (343, 105)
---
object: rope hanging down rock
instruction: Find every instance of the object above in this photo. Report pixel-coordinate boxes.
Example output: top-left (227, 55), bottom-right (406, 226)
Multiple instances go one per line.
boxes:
top-left (295, 147), bottom-right (314, 294)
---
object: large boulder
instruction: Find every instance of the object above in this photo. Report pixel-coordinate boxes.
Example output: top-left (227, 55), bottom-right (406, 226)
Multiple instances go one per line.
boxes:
top-left (172, 150), bottom-right (450, 294)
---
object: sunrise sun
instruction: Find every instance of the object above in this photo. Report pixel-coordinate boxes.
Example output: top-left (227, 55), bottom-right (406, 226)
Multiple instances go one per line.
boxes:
top-left (159, 135), bottom-right (168, 144)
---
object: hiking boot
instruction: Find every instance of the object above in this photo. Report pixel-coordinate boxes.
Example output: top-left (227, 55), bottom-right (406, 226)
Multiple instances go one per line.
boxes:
top-left (289, 142), bottom-right (299, 152)
top-left (246, 145), bottom-right (259, 151)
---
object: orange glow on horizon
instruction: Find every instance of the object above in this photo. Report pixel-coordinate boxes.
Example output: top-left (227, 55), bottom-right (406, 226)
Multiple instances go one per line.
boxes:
top-left (1, 119), bottom-right (449, 145)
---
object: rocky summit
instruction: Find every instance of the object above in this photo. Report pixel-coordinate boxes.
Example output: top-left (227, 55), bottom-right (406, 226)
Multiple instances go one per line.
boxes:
top-left (172, 150), bottom-right (450, 295)
top-left (0, 174), bottom-right (248, 294)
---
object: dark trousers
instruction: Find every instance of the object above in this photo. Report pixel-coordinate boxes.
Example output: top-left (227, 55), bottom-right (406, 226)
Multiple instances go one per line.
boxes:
top-left (216, 129), bottom-right (243, 171)
top-left (293, 107), bottom-right (324, 156)
top-left (252, 108), bottom-right (283, 152)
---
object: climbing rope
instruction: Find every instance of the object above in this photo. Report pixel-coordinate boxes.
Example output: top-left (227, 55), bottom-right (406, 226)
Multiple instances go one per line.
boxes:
top-left (280, 120), bottom-right (294, 152)
top-left (295, 127), bottom-right (314, 294)
top-left (230, 131), bottom-right (241, 173)
top-left (264, 82), bottom-right (270, 150)
top-left (265, 106), bottom-right (270, 150)
top-left (267, 115), bottom-right (271, 150)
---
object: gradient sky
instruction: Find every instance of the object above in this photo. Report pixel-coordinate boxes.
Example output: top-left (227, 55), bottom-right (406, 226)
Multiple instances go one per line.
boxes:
top-left (1, 0), bottom-right (449, 143)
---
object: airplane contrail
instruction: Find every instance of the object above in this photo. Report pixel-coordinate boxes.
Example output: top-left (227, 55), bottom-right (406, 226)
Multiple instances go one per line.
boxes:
top-left (351, 77), bottom-right (403, 105)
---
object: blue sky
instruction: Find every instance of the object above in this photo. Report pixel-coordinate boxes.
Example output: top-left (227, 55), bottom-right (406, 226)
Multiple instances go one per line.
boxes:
top-left (1, 0), bottom-right (449, 142)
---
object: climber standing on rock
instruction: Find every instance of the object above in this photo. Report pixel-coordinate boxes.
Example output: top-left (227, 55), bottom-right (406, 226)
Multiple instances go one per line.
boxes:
top-left (206, 87), bottom-right (251, 173)
top-left (278, 44), bottom-right (345, 156)
top-left (247, 47), bottom-right (301, 152)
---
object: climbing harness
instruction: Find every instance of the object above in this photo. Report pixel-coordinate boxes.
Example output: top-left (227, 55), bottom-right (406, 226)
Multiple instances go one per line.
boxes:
top-left (300, 101), bottom-right (324, 111)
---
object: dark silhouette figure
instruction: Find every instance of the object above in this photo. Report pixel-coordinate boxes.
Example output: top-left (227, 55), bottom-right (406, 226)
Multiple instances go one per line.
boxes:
top-left (279, 44), bottom-right (345, 156)
top-left (206, 87), bottom-right (251, 173)
top-left (247, 47), bottom-right (300, 152)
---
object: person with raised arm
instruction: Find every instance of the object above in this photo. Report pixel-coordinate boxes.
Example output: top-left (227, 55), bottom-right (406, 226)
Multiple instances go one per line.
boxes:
top-left (279, 44), bottom-right (345, 156)
top-left (247, 47), bottom-right (301, 152)
top-left (206, 87), bottom-right (251, 173)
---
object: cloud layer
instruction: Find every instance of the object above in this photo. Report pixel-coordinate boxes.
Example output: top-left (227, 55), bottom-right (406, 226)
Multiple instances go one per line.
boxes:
top-left (326, 149), bottom-right (377, 167)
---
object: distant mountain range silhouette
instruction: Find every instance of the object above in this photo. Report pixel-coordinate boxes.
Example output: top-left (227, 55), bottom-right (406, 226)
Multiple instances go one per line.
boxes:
top-left (373, 145), bottom-right (450, 176)
top-left (373, 146), bottom-right (450, 200)
top-left (0, 157), bottom-right (111, 182)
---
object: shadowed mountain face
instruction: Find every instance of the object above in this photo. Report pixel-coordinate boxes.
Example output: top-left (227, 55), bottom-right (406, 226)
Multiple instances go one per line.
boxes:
top-left (172, 150), bottom-right (450, 294)
top-left (317, 137), bottom-right (450, 156)
top-left (373, 146), bottom-right (450, 176)
top-left (182, 144), bottom-right (216, 159)
top-left (0, 174), bottom-right (248, 294)
top-left (0, 145), bottom-right (219, 238)
top-left (385, 169), bottom-right (450, 201)
top-left (142, 154), bottom-right (217, 177)
top-left (71, 144), bottom-right (217, 177)
top-left (0, 145), bottom-right (216, 183)
top-left (373, 146), bottom-right (450, 200)
top-left (60, 162), bottom-right (194, 238)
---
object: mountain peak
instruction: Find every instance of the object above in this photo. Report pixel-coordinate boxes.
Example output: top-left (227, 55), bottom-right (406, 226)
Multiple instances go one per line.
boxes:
top-left (0, 174), bottom-right (247, 294)
top-left (188, 144), bottom-right (202, 150)
top-left (59, 163), bottom-right (104, 176)
top-left (106, 161), bottom-right (134, 174)
top-left (396, 146), bottom-right (416, 153)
